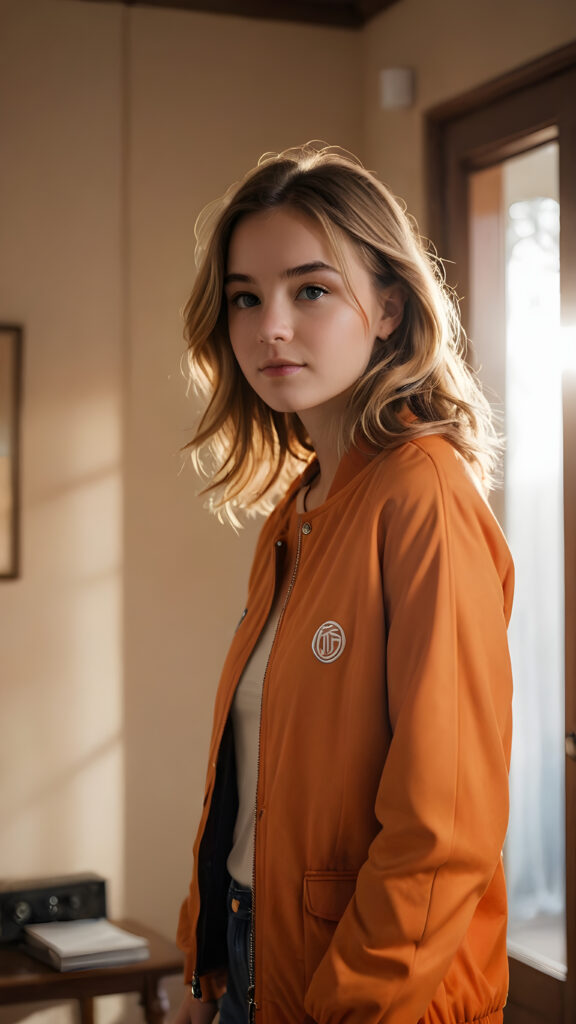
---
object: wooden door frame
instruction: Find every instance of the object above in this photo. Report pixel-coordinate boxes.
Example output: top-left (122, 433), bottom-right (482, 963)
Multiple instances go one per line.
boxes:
top-left (425, 40), bottom-right (576, 1024)
top-left (426, 41), bottom-right (576, 327)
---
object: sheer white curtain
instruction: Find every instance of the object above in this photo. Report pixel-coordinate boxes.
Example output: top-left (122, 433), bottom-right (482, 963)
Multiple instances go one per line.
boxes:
top-left (504, 187), bottom-right (566, 968)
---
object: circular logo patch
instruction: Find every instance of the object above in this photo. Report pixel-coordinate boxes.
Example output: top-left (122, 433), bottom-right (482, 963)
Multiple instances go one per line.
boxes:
top-left (312, 621), bottom-right (346, 663)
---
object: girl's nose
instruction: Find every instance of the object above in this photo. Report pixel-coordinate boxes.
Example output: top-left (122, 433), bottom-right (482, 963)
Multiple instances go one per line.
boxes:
top-left (257, 301), bottom-right (294, 344)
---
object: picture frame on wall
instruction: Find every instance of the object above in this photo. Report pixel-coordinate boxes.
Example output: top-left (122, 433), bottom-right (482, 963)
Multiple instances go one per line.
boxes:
top-left (0, 324), bottom-right (23, 579)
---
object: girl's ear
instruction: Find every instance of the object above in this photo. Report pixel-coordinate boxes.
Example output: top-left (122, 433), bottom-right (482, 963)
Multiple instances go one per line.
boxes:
top-left (378, 284), bottom-right (406, 338)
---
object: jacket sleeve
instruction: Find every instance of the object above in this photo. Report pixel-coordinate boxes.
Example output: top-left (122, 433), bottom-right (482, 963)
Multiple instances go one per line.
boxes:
top-left (304, 444), bottom-right (514, 1023)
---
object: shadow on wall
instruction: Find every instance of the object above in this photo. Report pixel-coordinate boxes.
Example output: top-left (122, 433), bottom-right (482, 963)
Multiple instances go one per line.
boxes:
top-left (3, 733), bottom-right (121, 826)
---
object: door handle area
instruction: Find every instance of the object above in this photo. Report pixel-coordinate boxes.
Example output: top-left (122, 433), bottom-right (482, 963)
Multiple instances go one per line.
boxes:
top-left (566, 733), bottom-right (576, 760)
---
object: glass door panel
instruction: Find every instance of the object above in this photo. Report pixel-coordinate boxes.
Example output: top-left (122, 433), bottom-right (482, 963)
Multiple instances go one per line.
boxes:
top-left (469, 142), bottom-right (566, 980)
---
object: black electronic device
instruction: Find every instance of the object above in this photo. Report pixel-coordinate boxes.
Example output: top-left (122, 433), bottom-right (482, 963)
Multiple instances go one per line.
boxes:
top-left (0, 872), bottom-right (107, 942)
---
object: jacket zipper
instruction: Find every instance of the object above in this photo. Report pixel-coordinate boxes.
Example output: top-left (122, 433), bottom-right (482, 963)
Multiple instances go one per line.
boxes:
top-left (247, 519), bottom-right (306, 1021)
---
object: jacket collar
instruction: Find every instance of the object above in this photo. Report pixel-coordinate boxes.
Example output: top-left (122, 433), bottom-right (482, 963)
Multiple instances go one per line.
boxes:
top-left (327, 440), bottom-right (380, 499)
top-left (294, 439), bottom-right (381, 509)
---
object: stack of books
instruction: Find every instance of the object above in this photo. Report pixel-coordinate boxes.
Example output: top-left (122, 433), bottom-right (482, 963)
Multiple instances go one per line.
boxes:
top-left (24, 918), bottom-right (150, 971)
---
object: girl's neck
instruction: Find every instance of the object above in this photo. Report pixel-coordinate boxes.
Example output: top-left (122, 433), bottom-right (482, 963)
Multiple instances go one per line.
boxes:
top-left (299, 409), bottom-right (344, 512)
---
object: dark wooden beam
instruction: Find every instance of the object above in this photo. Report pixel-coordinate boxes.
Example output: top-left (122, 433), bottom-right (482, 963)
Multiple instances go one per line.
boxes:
top-left (74, 0), bottom-right (399, 29)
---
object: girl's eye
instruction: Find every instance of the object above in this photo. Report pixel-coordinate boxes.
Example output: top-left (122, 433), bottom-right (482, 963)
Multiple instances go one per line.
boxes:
top-left (230, 292), bottom-right (260, 309)
top-left (298, 285), bottom-right (328, 301)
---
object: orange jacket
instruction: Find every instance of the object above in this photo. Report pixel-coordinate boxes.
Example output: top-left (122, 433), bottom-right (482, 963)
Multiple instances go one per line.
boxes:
top-left (177, 435), bottom-right (514, 1024)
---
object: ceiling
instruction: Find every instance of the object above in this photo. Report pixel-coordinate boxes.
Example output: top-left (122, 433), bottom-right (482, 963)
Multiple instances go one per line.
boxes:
top-left (78, 0), bottom-right (400, 28)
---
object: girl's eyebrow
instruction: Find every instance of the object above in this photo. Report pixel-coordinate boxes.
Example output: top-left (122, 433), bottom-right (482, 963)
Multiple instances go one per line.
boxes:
top-left (224, 261), bottom-right (340, 286)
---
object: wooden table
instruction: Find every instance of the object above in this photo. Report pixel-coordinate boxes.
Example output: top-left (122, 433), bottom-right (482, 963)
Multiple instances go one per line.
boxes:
top-left (0, 918), bottom-right (183, 1023)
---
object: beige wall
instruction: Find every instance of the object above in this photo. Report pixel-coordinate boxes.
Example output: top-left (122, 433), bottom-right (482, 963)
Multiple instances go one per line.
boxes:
top-left (0, 0), bottom-right (574, 1021)
top-left (363, 0), bottom-right (576, 228)
top-left (0, 0), bottom-right (125, 1019)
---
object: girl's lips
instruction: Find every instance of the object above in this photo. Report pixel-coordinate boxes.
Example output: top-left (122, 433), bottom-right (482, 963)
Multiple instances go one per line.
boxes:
top-left (261, 364), bottom-right (304, 377)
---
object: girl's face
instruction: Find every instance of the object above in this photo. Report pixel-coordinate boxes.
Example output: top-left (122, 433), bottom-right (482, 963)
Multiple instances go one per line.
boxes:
top-left (224, 207), bottom-right (403, 425)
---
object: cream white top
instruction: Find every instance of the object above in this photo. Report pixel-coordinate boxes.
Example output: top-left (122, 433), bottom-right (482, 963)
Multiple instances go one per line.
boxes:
top-left (226, 483), bottom-right (310, 887)
top-left (226, 609), bottom-right (279, 887)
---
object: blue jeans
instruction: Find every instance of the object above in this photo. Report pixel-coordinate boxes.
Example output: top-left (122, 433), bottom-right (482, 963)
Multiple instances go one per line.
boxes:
top-left (218, 880), bottom-right (252, 1024)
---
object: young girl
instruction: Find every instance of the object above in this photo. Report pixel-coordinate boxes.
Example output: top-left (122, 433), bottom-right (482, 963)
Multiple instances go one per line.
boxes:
top-left (173, 144), bottom-right (514, 1024)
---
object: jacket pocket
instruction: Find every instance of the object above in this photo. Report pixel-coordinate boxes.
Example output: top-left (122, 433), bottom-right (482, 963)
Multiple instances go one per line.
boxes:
top-left (303, 871), bottom-right (357, 988)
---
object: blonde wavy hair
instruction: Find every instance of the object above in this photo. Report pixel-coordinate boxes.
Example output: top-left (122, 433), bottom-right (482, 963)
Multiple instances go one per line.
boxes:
top-left (184, 142), bottom-right (500, 524)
